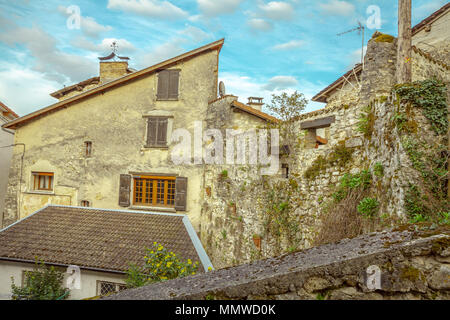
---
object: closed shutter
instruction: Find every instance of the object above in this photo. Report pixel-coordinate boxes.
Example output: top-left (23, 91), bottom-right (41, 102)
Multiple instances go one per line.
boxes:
top-left (147, 118), bottom-right (158, 147)
top-left (168, 70), bottom-right (180, 100)
top-left (157, 118), bottom-right (168, 146)
top-left (119, 174), bottom-right (131, 207)
top-left (174, 177), bottom-right (187, 211)
top-left (157, 70), bottom-right (169, 100)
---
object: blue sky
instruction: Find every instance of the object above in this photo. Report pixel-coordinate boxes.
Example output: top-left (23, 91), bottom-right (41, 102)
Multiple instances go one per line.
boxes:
top-left (0, 0), bottom-right (447, 116)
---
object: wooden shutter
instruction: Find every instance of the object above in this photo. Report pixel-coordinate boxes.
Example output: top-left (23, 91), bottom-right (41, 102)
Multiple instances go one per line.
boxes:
top-left (175, 177), bottom-right (187, 211)
top-left (157, 118), bottom-right (168, 146)
top-left (147, 118), bottom-right (158, 147)
top-left (168, 70), bottom-right (180, 100)
top-left (157, 70), bottom-right (169, 100)
top-left (119, 174), bottom-right (131, 207)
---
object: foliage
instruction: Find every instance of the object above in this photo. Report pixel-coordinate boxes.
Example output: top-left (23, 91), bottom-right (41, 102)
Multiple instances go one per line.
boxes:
top-left (304, 142), bottom-right (354, 180)
top-left (374, 162), bottom-right (384, 177)
top-left (125, 243), bottom-right (200, 288)
top-left (11, 260), bottom-right (70, 300)
top-left (265, 91), bottom-right (308, 157)
top-left (395, 79), bottom-right (448, 135)
top-left (220, 170), bottom-right (228, 179)
top-left (374, 33), bottom-right (395, 43)
top-left (332, 170), bottom-right (372, 202)
top-left (357, 105), bottom-right (375, 139)
top-left (266, 91), bottom-right (308, 122)
top-left (357, 197), bottom-right (380, 218)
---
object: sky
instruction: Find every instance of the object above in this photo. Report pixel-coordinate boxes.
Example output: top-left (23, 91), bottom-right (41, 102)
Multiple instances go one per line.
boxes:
top-left (0, 0), bottom-right (447, 117)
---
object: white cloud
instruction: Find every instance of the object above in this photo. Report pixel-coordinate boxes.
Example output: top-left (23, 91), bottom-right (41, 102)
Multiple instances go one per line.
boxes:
top-left (138, 39), bottom-right (186, 67)
top-left (259, 1), bottom-right (294, 21)
top-left (0, 25), bottom-right (96, 83)
top-left (0, 65), bottom-right (60, 115)
top-left (73, 37), bottom-right (137, 55)
top-left (247, 18), bottom-right (273, 32)
top-left (179, 25), bottom-right (213, 43)
top-left (58, 6), bottom-right (112, 38)
top-left (319, 0), bottom-right (355, 16)
top-left (198, 0), bottom-right (244, 17)
top-left (107, 0), bottom-right (188, 20)
top-left (273, 39), bottom-right (305, 50)
top-left (262, 76), bottom-right (299, 91)
top-left (348, 45), bottom-right (367, 68)
top-left (413, 0), bottom-right (447, 21)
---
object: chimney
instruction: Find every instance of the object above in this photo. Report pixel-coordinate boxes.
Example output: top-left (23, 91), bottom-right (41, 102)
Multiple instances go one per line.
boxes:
top-left (99, 61), bottom-right (129, 84)
top-left (247, 97), bottom-right (264, 111)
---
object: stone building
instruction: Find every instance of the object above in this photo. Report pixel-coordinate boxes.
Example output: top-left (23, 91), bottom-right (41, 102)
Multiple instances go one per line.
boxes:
top-left (200, 5), bottom-right (450, 268)
top-left (1, 39), bottom-right (277, 235)
top-left (0, 102), bottom-right (18, 229)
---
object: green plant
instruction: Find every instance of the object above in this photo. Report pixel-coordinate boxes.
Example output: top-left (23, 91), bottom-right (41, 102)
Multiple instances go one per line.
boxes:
top-left (374, 162), bottom-right (384, 177)
top-left (11, 260), bottom-right (70, 300)
top-left (125, 242), bottom-right (199, 288)
top-left (221, 229), bottom-right (227, 239)
top-left (304, 142), bottom-right (353, 180)
top-left (357, 105), bottom-right (375, 138)
top-left (395, 79), bottom-right (448, 135)
top-left (357, 197), bottom-right (379, 218)
top-left (220, 170), bottom-right (228, 179)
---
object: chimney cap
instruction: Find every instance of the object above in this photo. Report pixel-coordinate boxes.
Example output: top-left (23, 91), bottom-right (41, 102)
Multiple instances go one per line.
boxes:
top-left (248, 97), bottom-right (264, 105)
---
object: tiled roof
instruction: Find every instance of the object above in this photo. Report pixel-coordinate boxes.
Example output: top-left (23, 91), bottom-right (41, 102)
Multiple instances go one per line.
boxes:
top-left (0, 205), bottom-right (212, 273)
top-left (49, 77), bottom-right (101, 99)
top-left (231, 100), bottom-right (279, 122)
top-left (312, 2), bottom-right (450, 103)
top-left (3, 39), bottom-right (225, 130)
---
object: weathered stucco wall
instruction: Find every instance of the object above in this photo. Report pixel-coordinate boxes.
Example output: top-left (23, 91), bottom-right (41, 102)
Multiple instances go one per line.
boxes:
top-left (3, 48), bottom-right (220, 231)
top-left (105, 228), bottom-right (450, 300)
top-left (0, 118), bottom-right (14, 228)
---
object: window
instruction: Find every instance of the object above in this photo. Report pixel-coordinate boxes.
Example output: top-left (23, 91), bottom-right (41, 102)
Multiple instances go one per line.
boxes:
top-left (146, 117), bottom-right (168, 148)
top-left (81, 200), bottom-right (90, 207)
top-left (84, 141), bottom-right (92, 157)
top-left (157, 69), bottom-right (180, 100)
top-left (97, 281), bottom-right (127, 296)
top-left (32, 172), bottom-right (54, 192)
top-left (133, 176), bottom-right (176, 207)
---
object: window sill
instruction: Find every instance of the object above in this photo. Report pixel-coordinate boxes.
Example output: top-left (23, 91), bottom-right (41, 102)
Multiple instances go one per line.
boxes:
top-left (129, 206), bottom-right (177, 213)
top-left (156, 98), bottom-right (179, 101)
top-left (142, 145), bottom-right (169, 150)
top-left (24, 191), bottom-right (55, 196)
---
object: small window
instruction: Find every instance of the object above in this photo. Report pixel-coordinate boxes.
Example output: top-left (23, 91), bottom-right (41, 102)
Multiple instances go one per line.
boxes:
top-left (146, 117), bottom-right (168, 148)
top-left (81, 200), bottom-right (90, 207)
top-left (32, 172), bottom-right (54, 192)
top-left (97, 281), bottom-right (127, 296)
top-left (85, 141), bottom-right (92, 157)
top-left (157, 69), bottom-right (180, 100)
top-left (133, 176), bottom-right (176, 207)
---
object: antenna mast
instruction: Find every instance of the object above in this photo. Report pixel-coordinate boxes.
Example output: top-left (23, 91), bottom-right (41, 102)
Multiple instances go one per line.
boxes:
top-left (337, 21), bottom-right (365, 69)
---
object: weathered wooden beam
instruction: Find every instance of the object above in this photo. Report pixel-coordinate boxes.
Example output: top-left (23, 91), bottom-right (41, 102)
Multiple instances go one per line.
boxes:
top-left (300, 116), bottom-right (336, 130)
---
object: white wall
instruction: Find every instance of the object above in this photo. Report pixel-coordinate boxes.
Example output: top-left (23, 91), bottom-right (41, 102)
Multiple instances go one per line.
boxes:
top-left (0, 260), bottom-right (127, 300)
top-left (0, 116), bottom-right (14, 228)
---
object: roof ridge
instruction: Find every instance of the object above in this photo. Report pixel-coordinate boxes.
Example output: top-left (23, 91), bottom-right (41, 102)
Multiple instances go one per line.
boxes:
top-left (3, 38), bottom-right (225, 129)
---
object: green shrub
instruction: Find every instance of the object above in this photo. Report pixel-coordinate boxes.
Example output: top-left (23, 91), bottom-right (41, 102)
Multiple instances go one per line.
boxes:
top-left (125, 242), bottom-right (201, 288)
top-left (374, 162), bottom-right (384, 177)
top-left (357, 197), bottom-right (379, 218)
top-left (11, 260), bottom-right (70, 300)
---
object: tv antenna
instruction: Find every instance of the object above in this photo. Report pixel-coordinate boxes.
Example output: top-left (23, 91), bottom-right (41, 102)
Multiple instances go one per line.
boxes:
top-left (337, 21), bottom-right (365, 69)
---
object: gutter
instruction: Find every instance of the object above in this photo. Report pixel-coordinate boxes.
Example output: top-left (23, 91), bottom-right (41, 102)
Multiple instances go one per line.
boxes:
top-left (0, 257), bottom-right (126, 275)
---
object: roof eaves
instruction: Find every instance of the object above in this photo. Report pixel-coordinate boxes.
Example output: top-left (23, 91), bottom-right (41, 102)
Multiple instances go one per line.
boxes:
top-left (3, 39), bottom-right (225, 130)
top-left (0, 101), bottom-right (19, 119)
top-left (411, 3), bottom-right (450, 35)
top-left (231, 101), bottom-right (279, 122)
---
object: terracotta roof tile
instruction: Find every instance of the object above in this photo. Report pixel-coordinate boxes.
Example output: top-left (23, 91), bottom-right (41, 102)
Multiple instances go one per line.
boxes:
top-left (0, 206), bottom-right (209, 273)
top-left (0, 101), bottom-right (19, 119)
top-left (231, 100), bottom-right (279, 122)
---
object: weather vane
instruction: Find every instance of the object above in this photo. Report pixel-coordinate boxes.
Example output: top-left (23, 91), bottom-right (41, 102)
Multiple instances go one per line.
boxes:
top-left (98, 41), bottom-right (130, 62)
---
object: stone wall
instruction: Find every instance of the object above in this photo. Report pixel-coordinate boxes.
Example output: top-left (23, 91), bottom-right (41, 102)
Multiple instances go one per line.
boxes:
top-left (200, 34), bottom-right (449, 269)
top-left (105, 228), bottom-right (450, 300)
